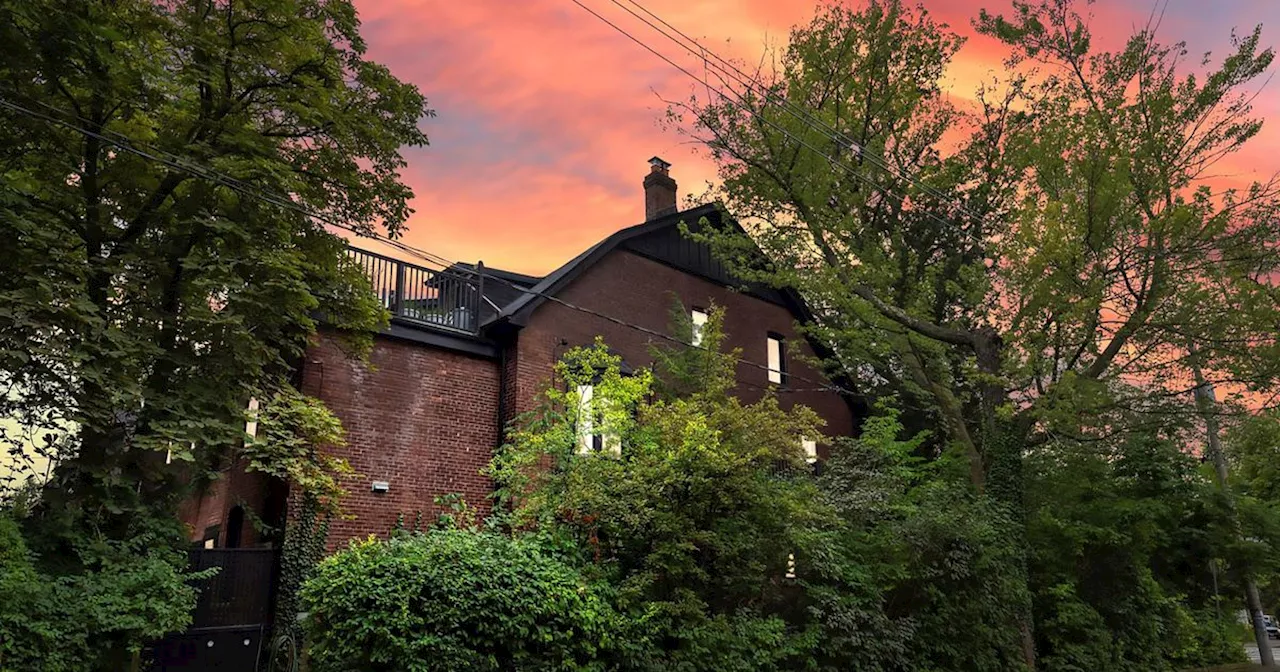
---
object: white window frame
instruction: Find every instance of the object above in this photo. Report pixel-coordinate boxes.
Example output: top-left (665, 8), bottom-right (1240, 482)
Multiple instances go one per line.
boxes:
top-left (576, 384), bottom-right (621, 456)
top-left (244, 396), bottom-right (260, 445)
top-left (801, 438), bottom-right (818, 463)
top-left (767, 335), bottom-right (785, 384)
top-left (690, 308), bottom-right (708, 346)
top-left (576, 384), bottom-right (595, 455)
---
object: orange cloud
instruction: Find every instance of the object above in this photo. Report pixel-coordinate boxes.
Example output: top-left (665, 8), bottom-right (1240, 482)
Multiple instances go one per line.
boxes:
top-left (350, 0), bottom-right (1280, 275)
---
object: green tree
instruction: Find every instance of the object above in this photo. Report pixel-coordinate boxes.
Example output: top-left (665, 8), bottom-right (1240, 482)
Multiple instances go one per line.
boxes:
top-left (489, 309), bottom-right (831, 670)
top-left (814, 406), bottom-right (1032, 671)
top-left (1224, 411), bottom-right (1280, 618)
top-left (491, 310), bottom-right (1041, 671)
top-left (0, 0), bottom-right (428, 664)
top-left (672, 0), bottom-right (1280, 663)
top-left (1024, 419), bottom-right (1246, 670)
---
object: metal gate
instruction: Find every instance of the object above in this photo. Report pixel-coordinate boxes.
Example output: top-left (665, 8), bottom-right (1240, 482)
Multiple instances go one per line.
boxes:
top-left (148, 548), bottom-right (279, 671)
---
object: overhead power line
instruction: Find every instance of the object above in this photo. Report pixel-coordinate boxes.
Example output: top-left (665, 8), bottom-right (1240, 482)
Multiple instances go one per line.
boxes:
top-left (0, 94), bottom-right (458, 270)
top-left (616, 0), bottom-right (990, 227)
top-left (0, 90), bottom-right (863, 401)
top-left (571, 0), bottom-right (989, 244)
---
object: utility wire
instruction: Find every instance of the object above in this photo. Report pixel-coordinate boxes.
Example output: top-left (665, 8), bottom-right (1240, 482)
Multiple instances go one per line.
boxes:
top-left (0, 93), bottom-right (459, 270)
top-left (576, 0), bottom-right (990, 246)
top-left (616, 0), bottom-right (991, 229)
top-left (0, 90), bottom-right (863, 400)
top-left (567, 0), bottom-right (969, 237)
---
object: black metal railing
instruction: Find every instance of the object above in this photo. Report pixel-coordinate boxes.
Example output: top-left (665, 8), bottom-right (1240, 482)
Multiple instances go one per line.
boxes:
top-left (346, 246), bottom-right (484, 335)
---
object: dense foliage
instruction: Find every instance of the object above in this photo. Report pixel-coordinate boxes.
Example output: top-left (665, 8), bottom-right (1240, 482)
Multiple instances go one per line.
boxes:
top-left (0, 514), bottom-right (203, 671)
top-left (1024, 425), bottom-right (1249, 670)
top-left (669, 0), bottom-right (1280, 665)
top-left (307, 307), bottom-right (1254, 671)
top-left (0, 0), bottom-right (427, 666)
top-left (303, 530), bottom-right (615, 672)
top-left (489, 311), bottom-right (826, 671)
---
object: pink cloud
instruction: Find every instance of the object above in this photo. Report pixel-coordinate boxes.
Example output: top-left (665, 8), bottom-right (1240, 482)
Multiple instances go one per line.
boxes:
top-left (349, 0), bottom-right (1280, 275)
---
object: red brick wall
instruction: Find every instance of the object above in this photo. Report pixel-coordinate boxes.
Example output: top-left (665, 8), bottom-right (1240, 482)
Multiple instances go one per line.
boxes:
top-left (301, 331), bottom-right (501, 551)
top-left (179, 249), bottom-right (856, 553)
top-left (512, 250), bottom-right (856, 449)
top-left (180, 457), bottom-right (274, 548)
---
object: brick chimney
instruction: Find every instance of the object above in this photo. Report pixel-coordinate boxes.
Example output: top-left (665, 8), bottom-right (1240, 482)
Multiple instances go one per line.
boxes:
top-left (643, 156), bottom-right (677, 220)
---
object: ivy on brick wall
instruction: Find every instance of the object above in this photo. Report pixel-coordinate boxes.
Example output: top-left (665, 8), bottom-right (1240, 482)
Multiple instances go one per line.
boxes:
top-left (272, 493), bottom-right (331, 644)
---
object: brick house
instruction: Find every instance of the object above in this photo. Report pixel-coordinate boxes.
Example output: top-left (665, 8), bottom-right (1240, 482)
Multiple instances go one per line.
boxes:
top-left (182, 158), bottom-right (862, 551)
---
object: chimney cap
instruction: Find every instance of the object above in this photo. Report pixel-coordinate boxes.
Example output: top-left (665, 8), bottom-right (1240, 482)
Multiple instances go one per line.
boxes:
top-left (648, 156), bottom-right (672, 171)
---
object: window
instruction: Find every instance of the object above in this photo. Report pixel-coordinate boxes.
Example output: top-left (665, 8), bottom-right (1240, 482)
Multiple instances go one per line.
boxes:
top-left (576, 384), bottom-right (621, 456)
top-left (801, 438), bottom-right (818, 463)
top-left (244, 396), bottom-right (260, 444)
top-left (576, 384), bottom-right (594, 454)
top-left (767, 333), bottom-right (786, 385)
top-left (786, 553), bottom-right (797, 579)
top-left (690, 308), bottom-right (708, 346)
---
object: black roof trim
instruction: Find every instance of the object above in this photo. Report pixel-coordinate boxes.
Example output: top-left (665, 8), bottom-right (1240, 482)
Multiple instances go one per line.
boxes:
top-left (382, 318), bottom-right (499, 359)
top-left (489, 203), bottom-right (724, 327)
top-left (452, 262), bottom-right (542, 288)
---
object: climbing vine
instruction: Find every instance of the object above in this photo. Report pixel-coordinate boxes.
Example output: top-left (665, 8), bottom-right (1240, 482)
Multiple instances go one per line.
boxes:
top-left (272, 493), bottom-right (331, 644)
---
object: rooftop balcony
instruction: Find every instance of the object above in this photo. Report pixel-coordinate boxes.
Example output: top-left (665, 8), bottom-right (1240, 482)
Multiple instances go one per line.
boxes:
top-left (346, 246), bottom-right (485, 336)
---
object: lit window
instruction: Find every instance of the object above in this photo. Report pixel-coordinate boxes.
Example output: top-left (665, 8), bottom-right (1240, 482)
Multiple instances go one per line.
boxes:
top-left (801, 438), bottom-right (818, 463)
top-left (767, 334), bottom-right (786, 384)
top-left (245, 397), bottom-right (260, 443)
top-left (576, 384), bottom-right (595, 455)
top-left (786, 553), bottom-right (796, 579)
top-left (691, 308), bottom-right (708, 346)
top-left (576, 385), bottom-right (622, 456)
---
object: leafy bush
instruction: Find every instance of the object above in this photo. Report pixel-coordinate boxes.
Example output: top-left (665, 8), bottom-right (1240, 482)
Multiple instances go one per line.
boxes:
top-left (815, 410), bottom-right (1030, 672)
top-left (0, 513), bottom-right (199, 671)
top-left (0, 514), bottom-right (65, 671)
top-left (302, 530), bottom-right (614, 672)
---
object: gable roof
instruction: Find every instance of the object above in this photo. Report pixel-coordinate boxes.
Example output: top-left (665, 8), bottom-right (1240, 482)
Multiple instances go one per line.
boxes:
top-left (472, 200), bottom-right (864, 418)
top-left (486, 202), bottom-right (815, 328)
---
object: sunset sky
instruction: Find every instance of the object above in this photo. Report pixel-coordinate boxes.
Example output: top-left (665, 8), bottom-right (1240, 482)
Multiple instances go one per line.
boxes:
top-left (349, 0), bottom-right (1280, 276)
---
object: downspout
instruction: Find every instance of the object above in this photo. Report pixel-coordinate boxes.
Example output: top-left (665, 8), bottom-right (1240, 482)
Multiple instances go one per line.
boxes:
top-left (496, 341), bottom-right (508, 447)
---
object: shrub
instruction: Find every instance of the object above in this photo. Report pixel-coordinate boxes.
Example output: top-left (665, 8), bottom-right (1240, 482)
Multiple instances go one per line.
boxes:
top-left (0, 513), bottom-right (199, 672)
top-left (302, 530), bottom-right (614, 672)
top-left (0, 514), bottom-right (65, 671)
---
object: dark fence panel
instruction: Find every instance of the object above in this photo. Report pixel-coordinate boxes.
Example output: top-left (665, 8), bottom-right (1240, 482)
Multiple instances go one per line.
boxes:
top-left (188, 548), bottom-right (278, 629)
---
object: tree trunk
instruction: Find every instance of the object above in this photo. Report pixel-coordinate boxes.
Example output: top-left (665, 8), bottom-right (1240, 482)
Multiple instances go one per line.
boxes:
top-left (972, 326), bottom-right (1037, 670)
top-left (983, 418), bottom-right (1037, 671)
top-left (1190, 351), bottom-right (1275, 668)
